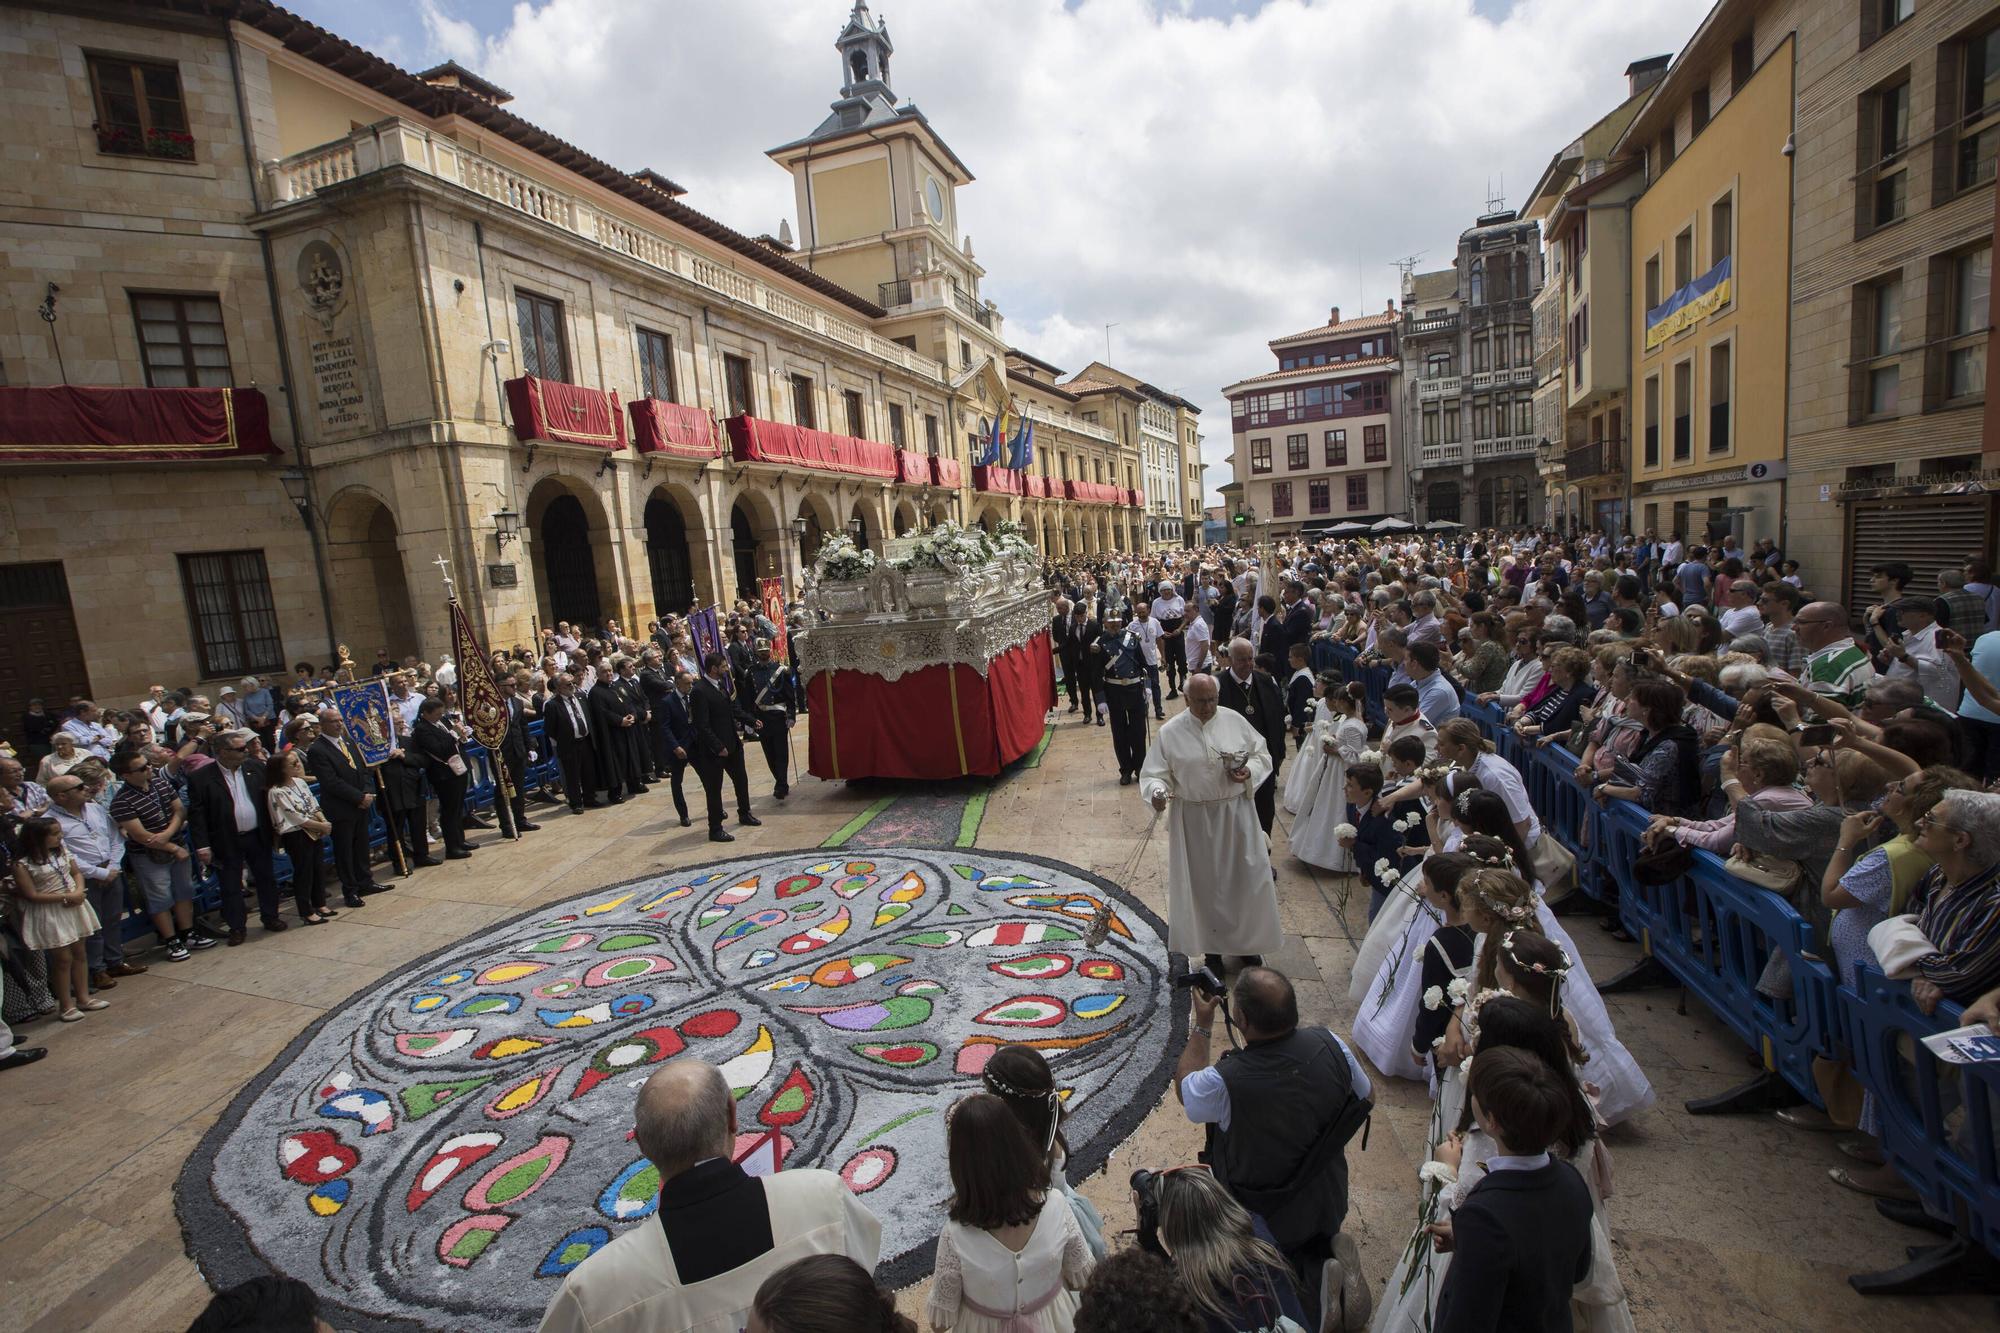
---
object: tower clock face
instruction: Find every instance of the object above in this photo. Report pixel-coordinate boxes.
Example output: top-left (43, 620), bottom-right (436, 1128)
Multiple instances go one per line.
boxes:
top-left (925, 176), bottom-right (945, 223)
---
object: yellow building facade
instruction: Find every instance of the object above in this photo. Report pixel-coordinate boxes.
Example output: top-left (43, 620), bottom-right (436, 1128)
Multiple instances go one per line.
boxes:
top-left (1624, 10), bottom-right (1796, 547)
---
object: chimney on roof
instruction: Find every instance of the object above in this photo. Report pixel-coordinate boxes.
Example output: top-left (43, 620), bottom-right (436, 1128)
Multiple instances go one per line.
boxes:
top-left (1385, 298), bottom-right (1395, 314)
top-left (1626, 55), bottom-right (1671, 100)
top-left (1329, 306), bottom-right (1340, 325)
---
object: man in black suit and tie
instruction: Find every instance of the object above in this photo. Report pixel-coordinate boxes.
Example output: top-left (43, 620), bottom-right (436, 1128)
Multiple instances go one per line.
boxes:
top-left (496, 674), bottom-right (540, 834)
top-left (304, 705), bottom-right (384, 907)
top-left (690, 651), bottom-right (761, 843)
top-left (1052, 600), bottom-right (1088, 715)
top-left (591, 656), bottom-right (651, 801)
top-left (1279, 581), bottom-right (1313, 656)
top-left (187, 727), bottom-right (284, 945)
top-left (541, 673), bottom-right (602, 814)
top-left (656, 668), bottom-right (697, 828)
top-left (637, 649), bottom-right (675, 782)
top-left (1216, 636), bottom-right (1289, 836)
top-left (1432, 1047), bottom-right (1595, 1333)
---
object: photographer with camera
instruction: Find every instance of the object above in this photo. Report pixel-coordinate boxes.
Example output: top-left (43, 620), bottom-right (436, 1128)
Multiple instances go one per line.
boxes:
top-left (1173, 966), bottom-right (1372, 1328)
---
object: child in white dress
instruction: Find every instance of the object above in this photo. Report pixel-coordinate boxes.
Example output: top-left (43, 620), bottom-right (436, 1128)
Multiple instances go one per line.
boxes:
top-left (982, 1046), bottom-right (1107, 1260)
top-left (1289, 683), bottom-right (1368, 868)
top-left (927, 1093), bottom-right (1094, 1333)
top-left (1282, 674), bottom-right (1334, 815)
top-left (8, 816), bottom-right (105, 1022)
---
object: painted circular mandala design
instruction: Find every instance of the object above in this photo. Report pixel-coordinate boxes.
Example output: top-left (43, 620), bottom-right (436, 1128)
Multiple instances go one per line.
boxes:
top-left (178, 848), bottom-right (1179, 1332)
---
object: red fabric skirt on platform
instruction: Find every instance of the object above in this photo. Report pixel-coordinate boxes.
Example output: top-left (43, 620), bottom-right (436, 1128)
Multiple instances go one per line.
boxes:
top-left (806, 631), bottom-right (1056, 781)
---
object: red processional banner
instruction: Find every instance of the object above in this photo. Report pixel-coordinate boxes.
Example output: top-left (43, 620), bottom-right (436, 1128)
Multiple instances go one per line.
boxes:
top-left (0, 385), bottom-right (279, 463)
top-left (505, 376), bottom-right (627, 449)
top-left (759, 576), bottom-right (788, 660)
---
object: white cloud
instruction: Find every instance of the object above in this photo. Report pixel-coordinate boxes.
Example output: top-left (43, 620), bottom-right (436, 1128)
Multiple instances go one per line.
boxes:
top-left (383, 0), bottom-right (1712, 502)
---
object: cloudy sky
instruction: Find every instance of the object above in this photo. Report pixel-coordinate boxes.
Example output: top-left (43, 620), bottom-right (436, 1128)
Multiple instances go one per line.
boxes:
top-left (289, 0), bottom-right (1713, 504)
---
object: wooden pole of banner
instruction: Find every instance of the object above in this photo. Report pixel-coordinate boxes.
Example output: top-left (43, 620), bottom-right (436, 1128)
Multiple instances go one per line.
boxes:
top-left (371, 766), bottom-right (410, 878)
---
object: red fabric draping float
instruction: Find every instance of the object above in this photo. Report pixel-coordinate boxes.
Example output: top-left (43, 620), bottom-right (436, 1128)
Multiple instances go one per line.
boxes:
top-left (896, 449), bottom-right (930, 485)
top-left (0, 385), bottom-right (278, 462)
top-left (931, 456), bottom-right (963, 488)
top-left (629, 399), bottom-right (719, 458)
top-left (807, 631), bottom-right (1054, 781)
top-left (725, 415), bottom-right (899, 478)
top-left (506, 376), bottom-right (627, 449)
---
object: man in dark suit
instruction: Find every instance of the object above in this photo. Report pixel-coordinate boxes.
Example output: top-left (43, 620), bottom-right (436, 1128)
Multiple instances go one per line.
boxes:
top-left (690, 651), bottom-right (761, 842)
top-left (496, 674), bottom-right (540, 834)
top-left (410, 698), bottom-right (474, 860)
top-left (1433, 1048), bottom-right (1595, 1333)
top-left (1279, 582), bottom-right (1313, 656)
top-left (187, 727), bottom-right (283, 945)
top-left (656, 669), bottom-right (697, 828)
top-left (1067, 603), bottom-right (1104, 723)
top-left (637, 650), bottom-right (676, 782)
top-left (1052, 601), bottom-right (1090, 715)
top-left (541, 674), bottom-right (602, 814)
top-left (591, 657), bottom-right (651, 801)
top-left (745, 640), bottom-right (797, 800)
top-left (304, 706), bottom-right (383, 907)
top-left (1216, 636), bottom-right (1288, 835)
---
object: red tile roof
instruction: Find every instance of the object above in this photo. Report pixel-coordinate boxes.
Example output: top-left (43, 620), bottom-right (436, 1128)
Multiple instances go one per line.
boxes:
top-left (1268, 309), bottom-right (1398, 348)
top-left (1222, 356), bottom-right (1400, 394)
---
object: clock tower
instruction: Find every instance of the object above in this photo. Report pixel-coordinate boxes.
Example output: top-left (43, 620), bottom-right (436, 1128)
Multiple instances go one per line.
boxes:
top-left (768, 3), bottom-right (1005, 385)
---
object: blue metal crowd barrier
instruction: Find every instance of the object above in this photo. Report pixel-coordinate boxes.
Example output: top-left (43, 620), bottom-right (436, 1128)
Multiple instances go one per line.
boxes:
top-left (1319, 632), bottom-right (2000, 1256)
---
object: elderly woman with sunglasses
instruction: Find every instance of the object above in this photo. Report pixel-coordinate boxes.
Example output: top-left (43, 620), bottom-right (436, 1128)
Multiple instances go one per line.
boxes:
top-left (1901, 789), bottom-right (2000, 1016)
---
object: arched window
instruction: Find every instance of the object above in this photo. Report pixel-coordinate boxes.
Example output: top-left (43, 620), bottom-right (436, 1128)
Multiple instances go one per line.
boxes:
top-left (1469, 259), bottom-right (1485, 307)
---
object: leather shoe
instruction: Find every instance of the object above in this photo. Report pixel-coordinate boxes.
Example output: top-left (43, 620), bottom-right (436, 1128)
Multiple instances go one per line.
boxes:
top-left (226, 929), bottom-right (247, 947)
top-left (0, 1047), bottom-right (48, 1071)
top-left (362, 881), bottom-right (393, 894)
top-left (107, 962), bottom-right (148, 977)
top-left (738, 814), bottom-right (763, 827)
top-left (90, 972), bottom-right (117, 990)
top-left (709, 829), bottom-right (735, 842)
top-left (343, 895), bottom-right (366, 908)
top-left (679, 816), bottom-right (692, 828)
top-left (446, 849), bottom-right (473, 861)
top-left (262, 918), bottom-right (289, 933)
top-left (415, 857), bottom-right (443, 868)
top-left (607, 795), bottom-right (626, 806)
top-left (583, 800), bottom-right (605, 809)
top-left (517, 821), bottom-right (542, 832)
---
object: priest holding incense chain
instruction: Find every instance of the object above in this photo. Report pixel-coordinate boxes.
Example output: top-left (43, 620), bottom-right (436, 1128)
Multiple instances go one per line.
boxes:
top-left (1140, 672), bottom-right (1282, 977)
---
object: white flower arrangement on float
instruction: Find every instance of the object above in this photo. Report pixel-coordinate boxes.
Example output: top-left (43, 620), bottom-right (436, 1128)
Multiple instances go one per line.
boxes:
top-left (896, 520), bottom-right (994, 575)
top-left (990, 519), bottom-right (1038, 564)
top-left (813, 533), bottom-right (877, 581)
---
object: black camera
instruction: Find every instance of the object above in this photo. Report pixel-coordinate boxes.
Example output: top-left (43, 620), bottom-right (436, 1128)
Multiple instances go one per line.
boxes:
top-left (1172, 964), bottom-right (1225, 1000)
top-left (1129, 1168), bottom-right (1166, 1256)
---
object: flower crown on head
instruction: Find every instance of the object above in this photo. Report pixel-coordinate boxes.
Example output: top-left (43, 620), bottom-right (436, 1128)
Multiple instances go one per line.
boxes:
top-left (1454, 789), bottom-right (1477, 816)
top-left (1469, 845), bottom-right (1513, 870)
top-left (1499, 929), bottom-right (1570, 975)
top-left (982, 1068), bottom-right (1062, 1154)
top-left (1468, 868), bottom-right (1534, 922)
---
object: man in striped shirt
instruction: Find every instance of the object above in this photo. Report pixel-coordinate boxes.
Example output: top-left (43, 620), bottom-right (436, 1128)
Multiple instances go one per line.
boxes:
top-left (1792, 601), bottom-right (1875, 708)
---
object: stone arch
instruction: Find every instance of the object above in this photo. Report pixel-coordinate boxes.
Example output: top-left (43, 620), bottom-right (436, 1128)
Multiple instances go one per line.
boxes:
top-left (525, 474), bottom-right (619, 632)
top-left (643, 482), bottom-right (702, 619)
top-left (893, 498), bottom-right (921, 536)
top-left (727, 484), bottom-right (784, 607)
top-left (323, 487), bottom-right (418, 661)
top-left (848, 496), bottom-right (874, 551)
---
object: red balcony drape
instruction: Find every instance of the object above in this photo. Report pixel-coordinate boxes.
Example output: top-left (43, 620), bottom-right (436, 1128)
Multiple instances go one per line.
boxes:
top-left (725, 415), bottom-right (899, 478)
top-left (629, 399), bottom-right (719, 458)
top-left (0, 385), bottom-right (278, 463)
top-left (506, 376), bottom-right (627, 449)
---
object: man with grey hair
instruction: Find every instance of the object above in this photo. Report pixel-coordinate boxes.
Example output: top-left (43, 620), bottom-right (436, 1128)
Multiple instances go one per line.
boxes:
top-left (1904, 789), bottom-right (2000, 1016)
top-left (1540, 613), bottom-right (1579, 644)
top-left (1405, 589), bottom-right (1443, 646)
top-left (187, 727), bottom-right (283, 945)
top-left (536, 1062), bottom-right (881, 1333)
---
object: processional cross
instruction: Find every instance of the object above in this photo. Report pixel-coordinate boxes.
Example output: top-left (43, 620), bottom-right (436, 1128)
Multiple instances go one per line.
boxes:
top-left (434, 553), bottom-right (456, 600)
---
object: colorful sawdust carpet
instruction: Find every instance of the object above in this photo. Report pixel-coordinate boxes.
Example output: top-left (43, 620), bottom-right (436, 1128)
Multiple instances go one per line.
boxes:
top-left (177, 848), bottom-right (1179, 1332)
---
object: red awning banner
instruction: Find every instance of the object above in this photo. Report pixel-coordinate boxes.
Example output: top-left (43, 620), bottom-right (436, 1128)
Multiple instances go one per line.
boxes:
top-left (725, 415), bottom-right (899, 478)
top-left (896, 449), bottom-right (930, 485)
top-left (931, 456), bottom-right (962, 489)
top-left (506, 376), bottom-right (627, 449)
top-left (0, 385), bottom-right (279, 463)
top-left (1064, 480), bottom-right (1121, 504)
top-left (973, 464), bottom-right (1023, 495)
top-left (629, 398), bottom-right (719, 458)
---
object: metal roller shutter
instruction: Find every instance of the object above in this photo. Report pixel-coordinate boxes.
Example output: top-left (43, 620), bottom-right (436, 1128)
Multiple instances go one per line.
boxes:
top-left (1843, 493), bottom-right (1999, 611)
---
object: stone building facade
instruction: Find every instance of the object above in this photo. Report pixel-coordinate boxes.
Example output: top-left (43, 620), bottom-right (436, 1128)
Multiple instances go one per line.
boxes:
top-left (1221, 305), bottom-right (1406, 538)
top-left (0, 1), bottom-right (1155, 712)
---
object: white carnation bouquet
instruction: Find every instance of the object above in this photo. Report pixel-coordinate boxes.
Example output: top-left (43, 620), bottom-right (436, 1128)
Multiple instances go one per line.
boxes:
top-left (896, 520), bottom-right (994, 573)
top-left (813, 533), bottom-right (876, 581)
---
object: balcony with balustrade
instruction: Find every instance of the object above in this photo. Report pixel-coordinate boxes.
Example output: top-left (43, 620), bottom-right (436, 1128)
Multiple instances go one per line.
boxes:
top-left (1563, 440), bottom-right (1620, 481)
top-left (1403, 310), bottom-right (1460, 339)
top-left (1471, 435), bottom-right (1538, 461)
top-left (262, 118), bottom-right (948, 384)
top-left (1416, 375), bottom-right (1461, 402)
top-left (1419, 443), bottom-right (1465, 468)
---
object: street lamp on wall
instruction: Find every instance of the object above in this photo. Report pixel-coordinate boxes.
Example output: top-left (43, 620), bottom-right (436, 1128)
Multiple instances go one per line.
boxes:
top-left (493, 508), bottom-right (522, 550)
top-left (278, 467), bottom-right (313, 528)
top-left (790, 515), bottom-right (811, 544)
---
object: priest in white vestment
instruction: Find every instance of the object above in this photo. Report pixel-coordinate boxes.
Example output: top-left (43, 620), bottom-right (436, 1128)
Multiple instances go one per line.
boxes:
top-left (1140, 672), bottom-right (1282, 972)
top-left (538, 1062), bottom-right (881, 1333)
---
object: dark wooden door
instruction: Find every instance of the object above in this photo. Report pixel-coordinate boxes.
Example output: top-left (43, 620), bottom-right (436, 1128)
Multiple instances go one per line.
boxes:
top-left (645, 496), bottom-right (695, 616)
top-left (540, 494), bottom-right (602, 627)
top-left (731, 506), bottom-right (759, 604)
top-left (0, 562), bottom-right (89, 743)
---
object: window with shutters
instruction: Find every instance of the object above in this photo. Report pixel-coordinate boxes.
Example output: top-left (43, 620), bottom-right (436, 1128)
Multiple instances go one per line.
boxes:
top-left (1347, 476), bottom-right (1369, 511)
top-left (1860, 79), bottom-right (1910, 234)
top-left (888, 402), bottom-right (908, 448)
top-left (131, 294), bottom-right (230, 387)
top-left (514, 290), bottom-right (568, 381)
top-left (1325, 429), bottom-right (1347, 465)
top-left (1308, 480), bottom-right (1330, 514)
top-left (1270, 481), bottom-right (1293, 517)
top-left (723, 354), bottom-right (754, 417)
top-left (843, 389), bottom-right (865, 437)
top-left (1936, 245), bottom-right (1990, 404)
top-left (1855, 274), bottom-right (1904, 419)
top-left (1286, 434), bottom-right (1308, 469)
top-left (178, 550), bottom-right (283, 678)
top-left (1364, 425), bottom-right (1387, 462)
top-left (636, 328), bottom-right (676, 401)
top-left (790, 374), bottom-right (817, 428)
top-left (1251, 438), bottom-right (1272, 474)
top-left (924, 412), bottom-right (940, 455)
top-left (87, 55), bottom-right (192, 160)
top-left (1708, 339), bottom-right (1733, 455)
